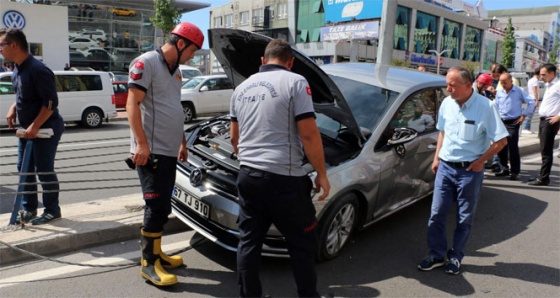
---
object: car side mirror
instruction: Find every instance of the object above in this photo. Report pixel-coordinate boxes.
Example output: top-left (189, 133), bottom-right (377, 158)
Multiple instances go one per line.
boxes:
top-left (387, 127), bottom-right (418, 145)
top-left (200, 86), bottom-right (209, 92)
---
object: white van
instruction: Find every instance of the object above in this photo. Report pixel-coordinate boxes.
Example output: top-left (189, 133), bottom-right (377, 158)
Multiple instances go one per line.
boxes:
top-left (179, 65), bottom-right (202, 82)
top-left (0, 71), bottom-right (117, 128)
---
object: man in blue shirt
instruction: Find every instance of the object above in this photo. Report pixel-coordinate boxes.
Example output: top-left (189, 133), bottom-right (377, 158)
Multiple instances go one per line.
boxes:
top-left (494, 73), bottom-right (535, 180)
top-left (418, 66), bottom-right (508, 275)
top-left (1, 28), bottom-right (64, 225)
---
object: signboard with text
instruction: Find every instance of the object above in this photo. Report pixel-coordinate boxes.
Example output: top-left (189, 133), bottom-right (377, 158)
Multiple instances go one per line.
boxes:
top-left (320, 21), bottom-right (379, 41)
top-left (324, 0), bottom-right (382, 23)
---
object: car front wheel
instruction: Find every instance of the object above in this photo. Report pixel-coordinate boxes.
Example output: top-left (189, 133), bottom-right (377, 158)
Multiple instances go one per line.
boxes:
top-left (81, 107), bottom-right (103, 128)
top-left (182, 102), bottom-right (195, 123)
top-left (317, 193), bottom-right (359, 261)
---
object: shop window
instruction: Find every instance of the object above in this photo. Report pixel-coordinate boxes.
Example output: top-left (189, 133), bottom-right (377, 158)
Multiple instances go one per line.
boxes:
top-left (413, 11), bottom-right (437, 54)
top-left (393, 6), bottom-right (410, 51)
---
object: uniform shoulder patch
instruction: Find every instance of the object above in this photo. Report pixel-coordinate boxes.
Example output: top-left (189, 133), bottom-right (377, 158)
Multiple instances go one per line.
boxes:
top-left (133, 61), bottom-right (145, 70)
top-left (306, 86), bottom-right (312, 96)
top-left (130, 72), bottom-right (143, 80)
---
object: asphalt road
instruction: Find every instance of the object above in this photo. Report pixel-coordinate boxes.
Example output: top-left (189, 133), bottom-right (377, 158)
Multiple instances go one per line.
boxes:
top-left (0, 120), bottom-right (199, 214)
top-left (0, 153), bottom-right (558, 297)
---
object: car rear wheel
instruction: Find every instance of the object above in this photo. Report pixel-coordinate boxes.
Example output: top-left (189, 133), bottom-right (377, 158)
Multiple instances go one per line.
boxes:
top-left (81, 107), bottom-right (103, 128)
top-left (182, 102), bottom-right (195, 123)
top-left (317, 193), bottom-right (359, 261)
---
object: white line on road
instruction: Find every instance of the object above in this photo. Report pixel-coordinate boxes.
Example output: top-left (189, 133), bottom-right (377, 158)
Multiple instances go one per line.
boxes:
top-left (0, 241), bottom-right (189, 288)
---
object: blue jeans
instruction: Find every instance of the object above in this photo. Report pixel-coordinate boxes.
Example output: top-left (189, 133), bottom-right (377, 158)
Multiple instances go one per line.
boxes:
top-left (522, 110), bottom-right (535, 130)
top-left (17, 121), bottom-right (64, 215)
top-left (427, 161), bottom-right (484, 261)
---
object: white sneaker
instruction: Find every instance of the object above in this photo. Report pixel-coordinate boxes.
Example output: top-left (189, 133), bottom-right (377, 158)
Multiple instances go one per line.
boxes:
top-left (521, 129), bottom-right (533, 134)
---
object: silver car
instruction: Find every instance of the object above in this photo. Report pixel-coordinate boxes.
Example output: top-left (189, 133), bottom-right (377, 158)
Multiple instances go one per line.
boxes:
top-left (172, 29), bottom-right (448, 261)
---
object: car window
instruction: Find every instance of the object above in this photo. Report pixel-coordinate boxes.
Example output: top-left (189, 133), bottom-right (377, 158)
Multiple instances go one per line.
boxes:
top-left (0, 76), bottom-right (14, 94)
top-left (324, 74), bottom-right (399, 134)
top-left (399, 88), bottom-right (437, 134)
top-left (182, 77), bottom-right (203, 89)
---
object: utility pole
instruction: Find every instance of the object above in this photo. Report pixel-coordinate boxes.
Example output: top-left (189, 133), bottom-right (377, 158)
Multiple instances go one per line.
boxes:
top-left (429, 49), bottom-right (450, 75)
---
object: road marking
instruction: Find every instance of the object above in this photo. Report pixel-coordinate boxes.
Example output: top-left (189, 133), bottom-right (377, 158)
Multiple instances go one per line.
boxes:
top-left (0, 241), bottom-right (189, 288)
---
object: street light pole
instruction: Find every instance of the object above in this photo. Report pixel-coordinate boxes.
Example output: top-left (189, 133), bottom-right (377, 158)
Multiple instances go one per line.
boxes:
top-left (429, 49), bottom-right (451, 75)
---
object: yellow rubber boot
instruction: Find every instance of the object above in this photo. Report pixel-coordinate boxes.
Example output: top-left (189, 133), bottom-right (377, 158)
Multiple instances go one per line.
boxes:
top-left (154, 236), bottom-right (184, 269)
top-left (140, 230), bottom-right (178, 286)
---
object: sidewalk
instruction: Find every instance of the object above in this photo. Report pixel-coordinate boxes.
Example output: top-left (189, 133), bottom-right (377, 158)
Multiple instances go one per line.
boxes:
top-left (0, 125), bottom-right (558, 266)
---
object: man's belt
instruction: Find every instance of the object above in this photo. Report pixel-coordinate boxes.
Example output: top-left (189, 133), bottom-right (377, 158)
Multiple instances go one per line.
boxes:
top-left (441, 159), bottom-right (471, 168)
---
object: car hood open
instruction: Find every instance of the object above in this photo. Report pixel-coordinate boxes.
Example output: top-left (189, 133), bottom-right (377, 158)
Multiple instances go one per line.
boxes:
top-left (209, 28), bottom-right (364, 143)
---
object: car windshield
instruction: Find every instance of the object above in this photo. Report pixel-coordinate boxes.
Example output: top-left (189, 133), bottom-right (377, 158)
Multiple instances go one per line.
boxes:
top-left (182, 77), bottom-right (204, 89)
top-left (315, 74), bottom-right (399, 137)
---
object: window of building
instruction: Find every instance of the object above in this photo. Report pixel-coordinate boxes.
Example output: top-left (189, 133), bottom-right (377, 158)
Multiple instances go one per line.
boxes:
top-left (312, 1), bottom-right (324, 13)
top-left (441, 19), bottom-right (461, 58)
top-left (299, 29), bottom-right (309, 43)
top-left (278, 3), bottom-right (288, 19)
top-left (394, 6), bottom-right (410, 51)
top-left (214, 16), bottom-right (222, 28)
top-left (252, 9), bottom-right (263, 25)
top-left (225, 14), bottom-right (233, 28)
top-left (268, 5), bottom-right (275, 19)
top-left (414, 11), bottom-right (437, 54)
top-left (240, 11), bottom-right (249, 25)
top-left (464, 26), bottom-right (482, 62)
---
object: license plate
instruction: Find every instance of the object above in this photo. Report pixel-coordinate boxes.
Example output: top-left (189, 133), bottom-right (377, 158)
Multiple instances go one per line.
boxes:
top-left (173, 186), bottom-right (210, 218)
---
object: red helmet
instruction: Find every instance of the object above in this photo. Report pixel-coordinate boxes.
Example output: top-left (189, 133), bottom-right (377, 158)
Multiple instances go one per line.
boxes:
top-left (171, 22), bottom-right (204, 49)
top-left (477, 73), bottom-right (493, 86)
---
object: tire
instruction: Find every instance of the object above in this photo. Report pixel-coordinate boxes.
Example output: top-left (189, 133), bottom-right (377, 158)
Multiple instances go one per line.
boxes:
top-left (182, 102), bottom-right (195, 123)
top-left (81, 107), bottom-right (103, 128)
top-left (317, 193), bottom-right (359, 261)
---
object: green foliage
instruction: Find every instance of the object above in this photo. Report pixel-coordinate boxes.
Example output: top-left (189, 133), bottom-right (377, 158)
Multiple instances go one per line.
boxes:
top-left (391, 58), bottom-right (411, 68)
top-left (461, 61), bottom-right (481, 78)
top-left (150, 0), bottom-right (181, 38)
top-left (501, 17), bottom-right (516, 69)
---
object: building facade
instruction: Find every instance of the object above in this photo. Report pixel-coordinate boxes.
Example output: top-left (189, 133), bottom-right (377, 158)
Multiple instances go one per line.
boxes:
top-left (0, 0), bottom-right (209, 72)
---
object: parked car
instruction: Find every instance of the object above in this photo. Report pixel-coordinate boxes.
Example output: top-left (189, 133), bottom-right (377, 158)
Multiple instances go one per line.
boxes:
top-left (109, 71), bottom-right (129, 82)
top-left (112, 48), bottom-right (140, 71)
top-left (81, 47), bottom-right (116, 71)
top-left (111, 7), bottom-right (136, 16)
top-left (80, 29), bottom-right (107, 42)
top-left (0, 71), bottom-right (117, 128)
top-left (69, 37), bottom-right (98, 50)
top-left (112, 81), bottom-right (128, 109)
top-left (171, 28), bottom-right (448, 261)
top-left (179, 65), bottom-right (203, 82)
top-left (69, 50), bottom-right (90, 68)
top-left (180, 74), bottom-right (233, 123)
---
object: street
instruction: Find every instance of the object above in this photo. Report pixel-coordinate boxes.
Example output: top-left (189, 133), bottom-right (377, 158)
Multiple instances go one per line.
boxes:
top-left (0, 153), bottom-right (558, 297)
top-left (0, 121), bottom-right (198, 215)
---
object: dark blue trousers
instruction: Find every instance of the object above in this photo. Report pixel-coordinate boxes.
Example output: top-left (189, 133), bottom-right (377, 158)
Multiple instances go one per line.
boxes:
top-left (236, 166), bottom-right (319, 298)
top-left (17, 120), bottom-right (64, 216)
top-left (497, 119), bottom-right (521, 174)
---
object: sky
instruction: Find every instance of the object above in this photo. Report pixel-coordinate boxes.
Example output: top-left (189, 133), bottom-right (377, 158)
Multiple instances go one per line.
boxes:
top-left (180, 0), bottom-right (560, 49)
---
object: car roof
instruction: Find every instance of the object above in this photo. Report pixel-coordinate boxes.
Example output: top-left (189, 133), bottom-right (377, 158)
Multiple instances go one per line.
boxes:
top-left (321, 63), bottom-right (447, 94)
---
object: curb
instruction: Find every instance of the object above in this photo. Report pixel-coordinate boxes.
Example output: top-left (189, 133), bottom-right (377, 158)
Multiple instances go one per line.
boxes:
top-left (0, 195), bottom-right (188, 266)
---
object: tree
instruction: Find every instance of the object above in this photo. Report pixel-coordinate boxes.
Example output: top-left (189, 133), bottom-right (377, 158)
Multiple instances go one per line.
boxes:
top-left (549, 29), bottom-right (559, 64)
top-left (501, 17), bottom-right (516, 70)
top-left (391, 58), bottom-right (411, 68)
top-left (151, 0), bottom-right (181, 39)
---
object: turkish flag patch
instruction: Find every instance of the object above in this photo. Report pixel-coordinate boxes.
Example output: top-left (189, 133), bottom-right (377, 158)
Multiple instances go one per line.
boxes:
top-left (130, 72), bottom-right (142, 80)
top-left (306, 86), bottom-right (312, 96)
top-left (134, 61), bottom-right (144, 70)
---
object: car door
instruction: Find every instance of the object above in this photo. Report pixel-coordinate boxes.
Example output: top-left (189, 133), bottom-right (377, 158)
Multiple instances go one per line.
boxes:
top-left (197, 78), bottom-right (223, 114)
top-left (373, 87), bottom-right (445, 217)
top-left (0, 74), bottom-right (16, 127)
top-left (217, 77), bottom-right (234, 112)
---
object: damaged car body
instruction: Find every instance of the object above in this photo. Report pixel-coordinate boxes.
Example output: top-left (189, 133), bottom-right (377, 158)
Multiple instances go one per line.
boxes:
top-left (171, 28), bottom-right (448, 261)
